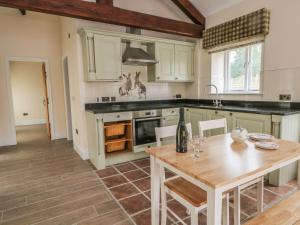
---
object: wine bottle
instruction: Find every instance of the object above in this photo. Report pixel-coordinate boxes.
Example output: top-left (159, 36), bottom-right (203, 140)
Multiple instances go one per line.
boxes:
top-left (176, 108), bottom-right (188, 153)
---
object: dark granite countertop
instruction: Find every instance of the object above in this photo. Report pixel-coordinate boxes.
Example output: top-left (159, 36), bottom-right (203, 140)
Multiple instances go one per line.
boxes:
top-left (85, 99), bottom-right (300, 116)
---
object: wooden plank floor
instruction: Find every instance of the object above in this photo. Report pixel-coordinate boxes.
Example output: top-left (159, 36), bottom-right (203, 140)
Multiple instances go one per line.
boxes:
top-left (0, 125), bottom-right (133, 225)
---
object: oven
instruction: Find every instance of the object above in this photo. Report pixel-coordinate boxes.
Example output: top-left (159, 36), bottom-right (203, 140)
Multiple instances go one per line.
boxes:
top-left (133, 110), bottom-right (162, 152)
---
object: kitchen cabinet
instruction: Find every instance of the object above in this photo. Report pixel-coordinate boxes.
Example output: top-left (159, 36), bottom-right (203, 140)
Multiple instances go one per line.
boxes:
top-left (206, 110), bottom-right (232, 136)
top-left (148, 42), bottom-right (195, 82)
top-left (81, 32), bottom-right (122, 81)
top-left (86, 111), bottom-right (147, 170)
top-left (154, 42), bottom-right (175, 82)
top-left (230, 112), bottom-right (272, 134)
top-left (174, 45), bottom-right (194, 81)
top-left (189, 108), bottom-right (206, 135)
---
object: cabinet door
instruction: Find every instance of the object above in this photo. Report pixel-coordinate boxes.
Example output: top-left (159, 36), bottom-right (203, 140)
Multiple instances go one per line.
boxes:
top-left (174, 45), bottom-right (193, 81)
top-left (189, 108), bottom-right (207, 135)
top-left (155, 42), bottom-right (174, 81)
top-left (94, 34), bottom-right (122, 80)
top-left (206, 110), bottom-right (231, 136)
top-left (231, 112), bottom-right (272, 134)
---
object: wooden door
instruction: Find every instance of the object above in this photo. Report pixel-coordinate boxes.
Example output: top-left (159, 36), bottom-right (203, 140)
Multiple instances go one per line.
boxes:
top-left (174, 45), bottom-right (193, 81)
top-left (93, 34), bottom-right (122, 80)
top-left (155, 42), bottom-right (174, 81)
top-left (42, 63), bottom-right (51, 139)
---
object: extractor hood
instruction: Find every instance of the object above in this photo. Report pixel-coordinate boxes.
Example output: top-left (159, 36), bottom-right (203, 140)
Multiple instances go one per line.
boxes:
top-left (122, 27), bottom-right (158, 66)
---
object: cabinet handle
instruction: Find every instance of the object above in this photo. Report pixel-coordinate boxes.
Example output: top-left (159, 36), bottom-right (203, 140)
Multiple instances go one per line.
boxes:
top-left (215, 111), bottom-right (218, 114)
top-left (175, 77), bottom-right (178, 80)
top-left (230, 112), bottom-right (233, 116)
top-left (116, 115), bottom-right (120, 118)
top-left (118, 76), bottom-right (122, 80)
top-left (156, 77), bottom-right (160, 80)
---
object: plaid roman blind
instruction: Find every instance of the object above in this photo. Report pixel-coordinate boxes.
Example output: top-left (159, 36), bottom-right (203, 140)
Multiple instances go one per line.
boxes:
top-left (203, 8), bottom-right (270, 50)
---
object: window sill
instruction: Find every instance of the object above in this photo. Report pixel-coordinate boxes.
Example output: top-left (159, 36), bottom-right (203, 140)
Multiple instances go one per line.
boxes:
top-left (209, 92), bottom-right (263, 95)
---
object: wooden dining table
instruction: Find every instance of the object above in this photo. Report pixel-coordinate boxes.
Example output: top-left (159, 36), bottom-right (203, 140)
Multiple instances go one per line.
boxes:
top-left (146, 134), bottom-right (300, 225)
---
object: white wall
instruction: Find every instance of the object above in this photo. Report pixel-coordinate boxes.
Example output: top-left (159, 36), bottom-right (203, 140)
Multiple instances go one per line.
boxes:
top-left (187, 0), bottom-right (300, 102)
top-left (0, 12), bottom-right (66, 146)
top-left (10, 61), bottom-right (46, 125)
top-left (61, 0), bottom-right (197, 159)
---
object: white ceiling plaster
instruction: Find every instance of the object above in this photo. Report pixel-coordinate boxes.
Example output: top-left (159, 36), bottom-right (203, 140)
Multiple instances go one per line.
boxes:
top-left (190, 0), bottom-right (245, 16)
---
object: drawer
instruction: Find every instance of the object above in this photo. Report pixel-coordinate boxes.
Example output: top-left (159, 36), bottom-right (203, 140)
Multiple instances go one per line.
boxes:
top-left (102, 112), bottom-right (132, 122)
top-left (162, 108), bottom-right (179, 117)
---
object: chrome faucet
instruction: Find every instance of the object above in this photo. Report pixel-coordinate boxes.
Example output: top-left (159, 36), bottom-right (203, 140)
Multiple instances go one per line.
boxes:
top-left (205, 84), bottom-right (222, 107)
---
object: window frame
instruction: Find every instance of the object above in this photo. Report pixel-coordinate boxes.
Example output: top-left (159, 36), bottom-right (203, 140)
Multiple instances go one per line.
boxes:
top-left (215, 42), bottom-right (264, 94)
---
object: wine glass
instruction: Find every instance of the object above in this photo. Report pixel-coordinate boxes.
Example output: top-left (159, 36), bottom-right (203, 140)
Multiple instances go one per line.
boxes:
top-left (189, 135), bottom-right (205, 158)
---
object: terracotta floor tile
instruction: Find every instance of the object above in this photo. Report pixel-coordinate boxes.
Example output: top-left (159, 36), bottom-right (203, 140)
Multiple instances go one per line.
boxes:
top-left (133, 158), bottom-right (150, 168)
top-left (264, 182), bottom-right (295, 196)
top-left (96, 167), bottom-right (119, 178)
top-left (133, 177), bottom-right (150, 192)
top-left (167, 199), bottom-right (189, 219)
top-left (120, 194), bottom-right (151, 215)
top-left (142, 166), bottom-right (150, 174)
top-left (239, 194), bottom-right (259, 216)
top-left (244, 186), bottom-right (281, 205)
top-left (123, 170), bottom-right (148, 182)
top-left (288, 179), bottom-right (297, 187)
top-left (144, 191), bottom-right (151, 199)
top-left (180, 213), bottom-right (206, 225)
top-left (110, 183), bottom-right (139, 200)
top-left (115, 163), bottom-right (138, 173)
top-left (102, 174), bottom-right (128, 188)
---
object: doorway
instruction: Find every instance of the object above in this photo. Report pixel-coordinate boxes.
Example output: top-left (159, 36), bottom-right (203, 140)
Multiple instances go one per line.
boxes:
top-left (8, 59), bottom-right (53, 143)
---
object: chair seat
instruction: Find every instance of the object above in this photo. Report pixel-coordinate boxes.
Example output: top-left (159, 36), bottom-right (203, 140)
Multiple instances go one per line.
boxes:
top-left (165, 177), bottom-right (207, 207)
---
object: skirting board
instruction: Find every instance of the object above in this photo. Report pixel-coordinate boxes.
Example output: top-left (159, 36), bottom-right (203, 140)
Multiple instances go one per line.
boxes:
top-left (16, 119), bottom-right (46, 126)
top-left (73, 142), bottom-right (89, 160)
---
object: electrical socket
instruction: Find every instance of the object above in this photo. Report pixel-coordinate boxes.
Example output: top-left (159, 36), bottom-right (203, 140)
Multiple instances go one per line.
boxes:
top-left (279, 94), bottom-right (291, 101)
top-left (23, 113), bottom-right (28, 116)
top-left (102, 97), bottom-right (110, 102)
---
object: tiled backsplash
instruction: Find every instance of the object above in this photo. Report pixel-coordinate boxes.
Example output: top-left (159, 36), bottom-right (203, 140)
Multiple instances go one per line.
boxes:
top-left (84, 65), bottom-right (187, 103)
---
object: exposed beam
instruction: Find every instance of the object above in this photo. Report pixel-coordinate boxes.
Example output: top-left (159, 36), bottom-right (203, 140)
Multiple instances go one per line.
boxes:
top-left (171, 0), bottom-right (205, 27)
top-left (19, 9), bottom-right (26, 15)
top-left (0, 0), bottom-right (203, 38)
top-left (96, 0), bottom-right (113, 6)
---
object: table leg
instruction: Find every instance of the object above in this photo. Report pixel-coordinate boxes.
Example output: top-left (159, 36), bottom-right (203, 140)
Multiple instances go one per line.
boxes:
top-left (234, 187), bottom-right (241, 225)
top-left (297, 160), bottom-right (300, 190)
top-left (151, 156), bottom-right (160, 225)
top-left (207, 187), bottom-right (223, 225)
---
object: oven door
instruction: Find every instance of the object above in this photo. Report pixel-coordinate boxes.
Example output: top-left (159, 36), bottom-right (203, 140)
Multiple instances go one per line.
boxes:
top-left (133, 117), bottom-right (162, 147)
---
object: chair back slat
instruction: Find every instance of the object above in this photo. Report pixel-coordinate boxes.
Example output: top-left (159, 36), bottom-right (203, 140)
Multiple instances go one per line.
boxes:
top-left (198, 118), bottom-right (227, 137)
top-left (155, 123), bottom-right (192, 147)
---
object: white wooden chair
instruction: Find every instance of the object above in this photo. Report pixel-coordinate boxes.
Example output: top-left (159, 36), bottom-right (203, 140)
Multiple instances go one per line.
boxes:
top-left (198, 118), bottom-right (264, 225)
top-left (198, 118), bottom-right (228, 137)
top-left (155, 124), bottom-right (230, 225)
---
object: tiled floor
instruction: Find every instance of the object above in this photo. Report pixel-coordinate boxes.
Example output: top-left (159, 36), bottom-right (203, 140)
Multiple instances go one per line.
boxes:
top-left (97, 158), bottom-right (298, 225)
top-left (0, 125), bottom-right (133, 225)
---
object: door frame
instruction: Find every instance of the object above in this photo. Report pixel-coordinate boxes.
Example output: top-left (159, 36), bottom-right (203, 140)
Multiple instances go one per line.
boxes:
top-left (62, 56), bottom-right (73, 141)
top-left (5, 56), bottom-right (55, 142)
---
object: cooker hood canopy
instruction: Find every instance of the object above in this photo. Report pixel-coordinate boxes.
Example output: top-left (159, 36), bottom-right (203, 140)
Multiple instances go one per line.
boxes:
top-left (122, 27), bottom-right (158, 66)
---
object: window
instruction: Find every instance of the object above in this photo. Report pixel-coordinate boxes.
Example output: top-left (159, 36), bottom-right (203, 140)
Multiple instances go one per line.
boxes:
top-left (211, 43), bottom-right (263, 94)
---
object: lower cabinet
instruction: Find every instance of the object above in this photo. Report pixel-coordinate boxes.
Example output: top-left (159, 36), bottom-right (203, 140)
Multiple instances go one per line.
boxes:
top-left (189, 108), bottom-right (206, 135)
top-left (206, 110), bottom-right (232, 136)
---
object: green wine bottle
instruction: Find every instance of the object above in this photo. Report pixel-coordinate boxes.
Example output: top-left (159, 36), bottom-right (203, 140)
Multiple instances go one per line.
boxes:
top-left (176, 108), bottom-right (188, 153)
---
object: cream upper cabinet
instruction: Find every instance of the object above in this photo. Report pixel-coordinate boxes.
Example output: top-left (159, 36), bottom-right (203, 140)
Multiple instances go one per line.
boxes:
top-left (81, 32), bottom-right (122, 81)
top-left (93, 34), bottom-right (122, 81)
top-left (148, 42), bottom-right (195, 82)
top-left (154, 42), bottom-right (174, 81)
top-left (230, 112), bottom-right (272, 134)
top-left (174, 45), bottom-right (194, 81)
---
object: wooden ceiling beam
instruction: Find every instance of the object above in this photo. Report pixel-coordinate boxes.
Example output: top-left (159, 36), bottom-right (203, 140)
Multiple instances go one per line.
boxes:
top-left (171, 0), bottom-right (205, 27)
top-left (96, 0), bottom-right (113, 6)
top-left (19, 9), bottom-right (26, 15)
top-left (0, 0), bottom-right (203, 38)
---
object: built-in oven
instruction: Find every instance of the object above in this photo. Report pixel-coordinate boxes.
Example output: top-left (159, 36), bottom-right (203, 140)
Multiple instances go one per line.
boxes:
top-left (133, 110), bottom-right (162, 152)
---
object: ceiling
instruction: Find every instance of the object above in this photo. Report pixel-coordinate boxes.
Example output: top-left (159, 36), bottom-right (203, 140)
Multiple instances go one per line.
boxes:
top-left (190, 0), bottom-right (244, 16)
